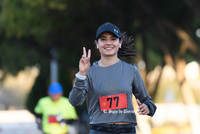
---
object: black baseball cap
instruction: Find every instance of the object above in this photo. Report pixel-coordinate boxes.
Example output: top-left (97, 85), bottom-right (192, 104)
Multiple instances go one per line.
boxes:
top-left (95, 22), bottom-right (121, 40)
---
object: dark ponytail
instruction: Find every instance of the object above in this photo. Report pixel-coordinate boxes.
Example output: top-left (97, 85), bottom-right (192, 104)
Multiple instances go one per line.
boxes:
top-left (118, 32), bottom-right (139, 58)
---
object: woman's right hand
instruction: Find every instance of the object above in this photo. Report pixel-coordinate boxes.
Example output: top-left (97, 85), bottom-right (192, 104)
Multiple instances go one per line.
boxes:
top-left (79, 47), bottom-right (91, 76)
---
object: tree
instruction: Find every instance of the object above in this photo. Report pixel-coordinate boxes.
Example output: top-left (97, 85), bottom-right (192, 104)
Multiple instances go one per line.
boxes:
top-left (0, 0), bottom-right (200, 113)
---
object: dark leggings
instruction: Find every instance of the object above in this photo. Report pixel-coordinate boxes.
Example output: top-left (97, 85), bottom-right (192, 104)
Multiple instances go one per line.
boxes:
top-left (89, 123), bottom-right (136, 134)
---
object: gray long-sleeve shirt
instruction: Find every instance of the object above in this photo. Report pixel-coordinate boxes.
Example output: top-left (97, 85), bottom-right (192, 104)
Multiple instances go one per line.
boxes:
top-left (69, 60), bottom-right (156, 125)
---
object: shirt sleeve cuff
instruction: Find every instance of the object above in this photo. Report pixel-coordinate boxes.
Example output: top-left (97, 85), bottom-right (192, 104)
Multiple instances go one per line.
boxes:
top-left (143, 101), bottom-right (157, 117)
top-left (75, 72), bottom-right (86, 80)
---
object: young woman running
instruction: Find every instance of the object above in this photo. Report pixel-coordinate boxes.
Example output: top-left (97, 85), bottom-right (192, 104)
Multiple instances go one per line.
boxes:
top-left (69, 22), bottom-right (156, 134)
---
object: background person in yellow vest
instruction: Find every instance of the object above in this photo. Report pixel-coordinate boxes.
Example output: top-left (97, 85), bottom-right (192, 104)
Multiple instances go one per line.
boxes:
top-left (34, 82), bottom-right (78, 134)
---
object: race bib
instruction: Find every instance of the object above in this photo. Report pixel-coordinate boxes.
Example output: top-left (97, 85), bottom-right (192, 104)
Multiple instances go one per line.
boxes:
top-left (48, 115), bottom-right (58, 123)
top-left (99, 93), bottom-right (128, 111)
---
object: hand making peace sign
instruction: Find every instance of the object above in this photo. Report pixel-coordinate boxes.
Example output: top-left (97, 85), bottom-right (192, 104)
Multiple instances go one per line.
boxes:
top-left (79, 47), bottom-right (91, 76)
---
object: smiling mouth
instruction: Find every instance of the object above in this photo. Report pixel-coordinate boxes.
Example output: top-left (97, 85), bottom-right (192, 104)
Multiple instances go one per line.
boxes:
top-left (105, 48), bottom-right (113, 50)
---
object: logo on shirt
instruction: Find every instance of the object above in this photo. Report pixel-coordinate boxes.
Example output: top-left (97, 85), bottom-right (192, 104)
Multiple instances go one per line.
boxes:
top-left (104, 79), bottom-right (119, 92)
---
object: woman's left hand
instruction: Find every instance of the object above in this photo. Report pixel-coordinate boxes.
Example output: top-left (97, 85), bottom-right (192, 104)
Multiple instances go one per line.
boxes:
top-left (136, 99), bottom-right (150, 115)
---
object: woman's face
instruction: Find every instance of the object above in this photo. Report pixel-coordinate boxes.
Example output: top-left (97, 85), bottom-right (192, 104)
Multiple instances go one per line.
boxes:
top-left (96, 32), bottom-right (122, 57)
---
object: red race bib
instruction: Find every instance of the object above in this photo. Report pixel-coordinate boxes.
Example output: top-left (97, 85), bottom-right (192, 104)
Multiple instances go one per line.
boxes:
top-left (99, 93), bottom-right (128, 111)
top-left (48, 115), bottom-right (58, 123)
